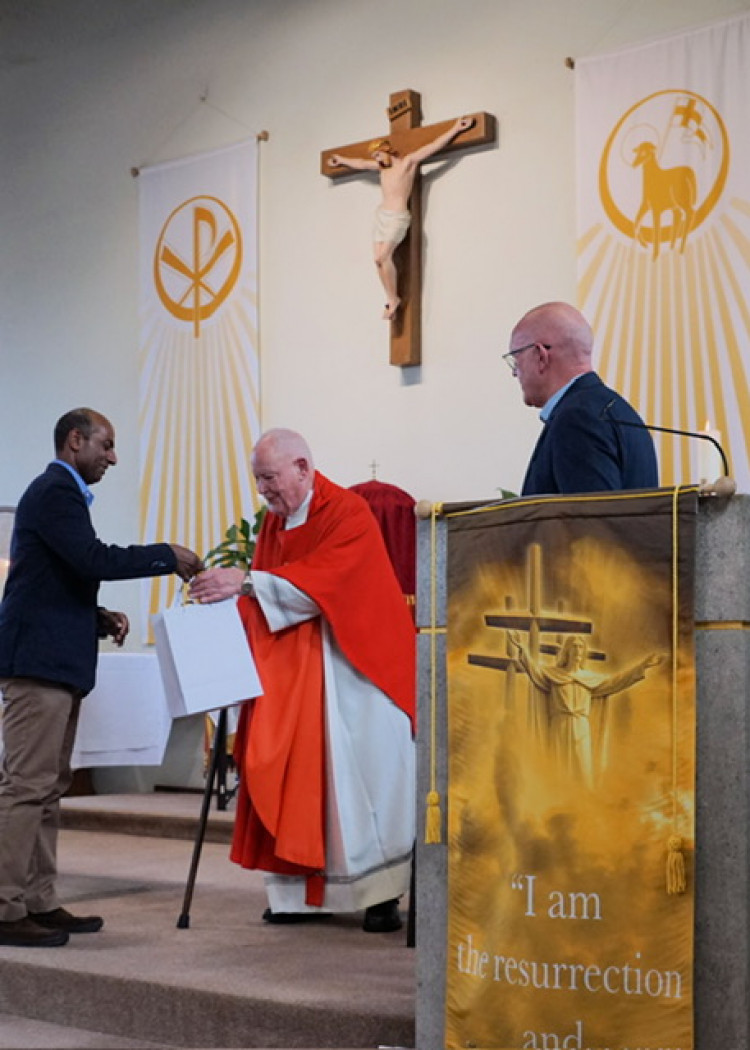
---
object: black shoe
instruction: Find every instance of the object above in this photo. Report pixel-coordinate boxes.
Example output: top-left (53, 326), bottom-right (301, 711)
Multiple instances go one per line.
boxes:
top-left (28, 907), bottom-right (103, 934)
top-left (0, 917), bottom-right (69, 948)
top-left (363, 898), bottom-right (402, 933)
top-left (262, 907), bottom-right (332, 924)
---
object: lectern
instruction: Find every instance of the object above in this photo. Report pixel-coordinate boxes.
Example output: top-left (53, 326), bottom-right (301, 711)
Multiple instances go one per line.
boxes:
top-left (416, 490), bottom-right (747, 1050)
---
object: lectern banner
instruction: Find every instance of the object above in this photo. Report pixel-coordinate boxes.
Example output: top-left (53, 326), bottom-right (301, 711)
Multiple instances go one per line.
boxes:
top-left (444, 489), bottom-right (697, 1050)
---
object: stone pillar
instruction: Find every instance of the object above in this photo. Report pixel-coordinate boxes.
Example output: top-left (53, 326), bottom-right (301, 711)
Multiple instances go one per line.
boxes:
top-left (415, 493), bottom-right (750, 1050)
top-left (415, 514), bottom-right (448, 1050)
top-left (693, 494), bottom-right (750, 1048)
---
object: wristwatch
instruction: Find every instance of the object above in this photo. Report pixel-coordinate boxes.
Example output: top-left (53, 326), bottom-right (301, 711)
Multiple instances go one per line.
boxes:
top-left (240, 571), bottom-right (255, 598)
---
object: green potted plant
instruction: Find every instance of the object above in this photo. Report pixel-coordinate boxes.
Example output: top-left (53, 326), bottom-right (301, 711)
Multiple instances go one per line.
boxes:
top-left (203, 507), bottom-right (266, 570)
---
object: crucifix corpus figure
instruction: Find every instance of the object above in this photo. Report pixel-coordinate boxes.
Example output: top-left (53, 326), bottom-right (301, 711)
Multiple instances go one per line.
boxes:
top-left (322, 90), bottom-right (496, 366)
top-left (328, 116), bottom-right (474, 321)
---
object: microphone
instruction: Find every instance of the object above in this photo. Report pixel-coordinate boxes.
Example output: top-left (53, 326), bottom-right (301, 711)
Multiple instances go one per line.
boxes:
top-left (600, 399), bottom-right (729, 477)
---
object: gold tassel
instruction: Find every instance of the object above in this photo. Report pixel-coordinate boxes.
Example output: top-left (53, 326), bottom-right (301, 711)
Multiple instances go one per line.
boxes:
top-left (425, 790), bottom-right (442, 844)
top-left (666, 835), bottom-right (686, 895)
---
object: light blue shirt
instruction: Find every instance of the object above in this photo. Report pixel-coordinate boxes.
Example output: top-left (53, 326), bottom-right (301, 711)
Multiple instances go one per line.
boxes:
top-left (54, 459), bottom-right (94, 507)
top-left (539, 374), bottom-right (585, 422)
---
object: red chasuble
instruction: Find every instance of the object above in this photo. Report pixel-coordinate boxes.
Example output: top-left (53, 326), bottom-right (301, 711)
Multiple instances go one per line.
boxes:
top-left (231, 472), bottom-right (415, 899)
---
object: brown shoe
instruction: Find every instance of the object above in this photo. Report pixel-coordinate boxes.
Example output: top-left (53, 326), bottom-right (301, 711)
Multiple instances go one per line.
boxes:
top-left (0, 917), bottom-right (69, 948)
top-left (28, 907), bottom-right (103, 934)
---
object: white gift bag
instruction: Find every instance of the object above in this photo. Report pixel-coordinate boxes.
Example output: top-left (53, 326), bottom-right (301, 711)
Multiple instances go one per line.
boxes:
top-left (151, 598), bottom-right (262, 718)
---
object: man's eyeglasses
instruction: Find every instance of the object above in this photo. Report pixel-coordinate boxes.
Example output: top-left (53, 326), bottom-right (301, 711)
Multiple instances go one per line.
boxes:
top-left (502, 342), bottom-right (550, 376)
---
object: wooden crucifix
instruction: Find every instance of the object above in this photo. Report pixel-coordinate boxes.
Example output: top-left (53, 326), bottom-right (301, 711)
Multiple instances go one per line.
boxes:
top-left (321, 89), bottom-right (496, 366)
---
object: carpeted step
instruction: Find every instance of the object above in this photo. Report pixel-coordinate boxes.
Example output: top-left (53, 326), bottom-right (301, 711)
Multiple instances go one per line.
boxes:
top-left (0, 827), bottom-right (415, 1049)
top-left (0, 962), bottom-right (414, 1049)
top-left (61, 792), bottom-right (234, 844)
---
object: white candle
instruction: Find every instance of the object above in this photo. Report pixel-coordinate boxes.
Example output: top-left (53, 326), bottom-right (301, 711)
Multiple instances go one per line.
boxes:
top-left (698, 423), bottom-right (723, 483)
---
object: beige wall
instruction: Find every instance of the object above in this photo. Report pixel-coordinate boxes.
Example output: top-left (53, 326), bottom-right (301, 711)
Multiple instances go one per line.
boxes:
top-left (1, 0), bottom-right (747, 642)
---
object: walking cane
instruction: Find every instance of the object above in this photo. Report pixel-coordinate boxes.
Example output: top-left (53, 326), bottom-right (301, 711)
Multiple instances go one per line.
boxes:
top-left (176, 706), bottom-right (228, 928)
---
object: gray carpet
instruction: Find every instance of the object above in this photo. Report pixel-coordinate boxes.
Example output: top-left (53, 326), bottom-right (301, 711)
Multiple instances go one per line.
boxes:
top-left (0, 795), bottom-right (415, 1049)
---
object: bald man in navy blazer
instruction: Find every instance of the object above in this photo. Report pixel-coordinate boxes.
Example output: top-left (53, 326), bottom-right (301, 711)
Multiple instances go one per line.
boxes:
top-left (0, 408), bottom-right (202, 947)
top-left (503, 302), bottom-right (658, 496)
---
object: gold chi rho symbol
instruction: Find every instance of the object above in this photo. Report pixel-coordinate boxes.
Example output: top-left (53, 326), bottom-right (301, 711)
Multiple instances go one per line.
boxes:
top-left (153, 195), bottom-right (243, 337)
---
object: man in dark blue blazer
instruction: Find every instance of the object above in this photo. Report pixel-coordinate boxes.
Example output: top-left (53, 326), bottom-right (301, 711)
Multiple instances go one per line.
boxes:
top-left (0, 408), bottom-right (202, 947)
top-left (504, 302), bottom-right (658, 496)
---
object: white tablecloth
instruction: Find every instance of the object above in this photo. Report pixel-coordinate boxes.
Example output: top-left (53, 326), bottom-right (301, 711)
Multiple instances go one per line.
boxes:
top-left (72, 652), bottom-right (172, 768)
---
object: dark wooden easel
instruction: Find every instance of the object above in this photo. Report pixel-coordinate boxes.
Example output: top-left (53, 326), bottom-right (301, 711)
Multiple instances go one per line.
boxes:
top-left (177, 707), bottom-right (232, 928)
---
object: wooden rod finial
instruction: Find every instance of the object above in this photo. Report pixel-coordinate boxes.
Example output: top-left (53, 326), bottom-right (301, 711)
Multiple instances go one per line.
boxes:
top-left (415, 499), bottom-right (437, 519)
top-left (699, 476), bottom-right (737, 498)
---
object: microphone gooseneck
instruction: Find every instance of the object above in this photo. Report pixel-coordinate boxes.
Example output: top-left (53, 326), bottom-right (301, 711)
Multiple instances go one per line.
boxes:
top-left (600, 401), bottom-right (729, 477)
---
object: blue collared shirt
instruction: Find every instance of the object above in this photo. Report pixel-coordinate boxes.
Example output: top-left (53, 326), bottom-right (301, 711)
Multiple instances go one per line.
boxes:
top-left (539, 374), bottom-right (585, 422)
top-left (54, 459), bottom-right (94, 507)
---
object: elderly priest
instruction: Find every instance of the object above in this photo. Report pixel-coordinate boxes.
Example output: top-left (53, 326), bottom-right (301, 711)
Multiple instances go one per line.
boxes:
top-left (190, 428), bottom-right (415, 933)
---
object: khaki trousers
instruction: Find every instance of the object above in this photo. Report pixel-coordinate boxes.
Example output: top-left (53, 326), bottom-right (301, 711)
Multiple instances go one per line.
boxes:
top-left (0, 677), bottom-right (82, 921)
